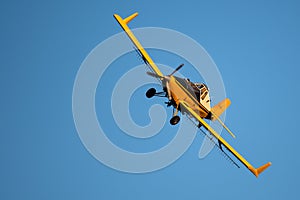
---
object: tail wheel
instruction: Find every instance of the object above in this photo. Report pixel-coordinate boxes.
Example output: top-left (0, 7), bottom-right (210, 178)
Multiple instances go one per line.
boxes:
top-left (146, 88), bottom-right (156, 98)
top-left (170, 116), bottom-right (180, 125)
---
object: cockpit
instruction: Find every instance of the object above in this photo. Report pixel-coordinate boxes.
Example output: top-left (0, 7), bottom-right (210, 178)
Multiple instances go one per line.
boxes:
top-left (194, 83), bottom-right (209, 101)
top-left (188, 81), bottom-right (209, 100)
top-left (188, 81), bottom-right (211, 110)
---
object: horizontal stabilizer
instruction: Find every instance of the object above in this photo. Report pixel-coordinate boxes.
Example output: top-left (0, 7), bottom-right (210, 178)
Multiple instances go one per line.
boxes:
top-left (211, 98), bottom-right (231, 121)
top-left (249, 162), bottom-right (272, 177)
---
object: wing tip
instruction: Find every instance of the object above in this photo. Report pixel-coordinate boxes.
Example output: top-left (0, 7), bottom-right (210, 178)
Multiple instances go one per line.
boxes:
top-left (249, 162), bottom-right (272, 177)
top-left (124, 12), bottom-right (138, 24)
top-left (113, 12), bottom-right (138, 24)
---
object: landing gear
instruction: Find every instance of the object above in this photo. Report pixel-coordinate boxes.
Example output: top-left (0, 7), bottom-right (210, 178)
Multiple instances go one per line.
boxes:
top-left (170, 104), bottom-right (180, 125)
top-left (145, 87), bottom-right (180, 125)
top-left (170, 115), bottom-right (180, 125)
top-left (146, 88), bottom-right (156, 98)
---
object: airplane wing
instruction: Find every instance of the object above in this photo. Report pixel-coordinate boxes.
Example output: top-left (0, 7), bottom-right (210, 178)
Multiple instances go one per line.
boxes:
top-left (114, 13), bottom-right (164, 78)
top-left (180, 101), bottom-right (271, 177)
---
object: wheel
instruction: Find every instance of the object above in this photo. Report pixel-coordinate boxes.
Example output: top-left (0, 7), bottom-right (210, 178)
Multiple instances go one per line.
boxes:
top-left (146, 88), bottom-right (156, 98)
top-left (170, 116), bottom-right (180, 125)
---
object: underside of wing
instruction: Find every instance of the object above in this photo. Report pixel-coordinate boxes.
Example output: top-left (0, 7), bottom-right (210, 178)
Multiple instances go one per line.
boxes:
top-left (114, 13), bottom-right (163, 78)
top-left (180, 101), bottom-right (271, 177)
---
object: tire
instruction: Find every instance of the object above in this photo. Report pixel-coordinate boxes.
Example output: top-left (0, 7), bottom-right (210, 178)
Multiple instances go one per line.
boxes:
top-left (146, 88), bottom-right (156, 98)
top-left (170, 116), bottom-right (180, 125)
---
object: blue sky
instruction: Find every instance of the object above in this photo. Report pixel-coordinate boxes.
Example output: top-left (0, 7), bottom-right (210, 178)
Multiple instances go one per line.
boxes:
top-left (1, 0), bottom-right (300, 199)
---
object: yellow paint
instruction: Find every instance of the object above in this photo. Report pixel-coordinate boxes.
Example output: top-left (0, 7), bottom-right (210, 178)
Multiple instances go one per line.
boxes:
top-left (113, 13), bottom-right (163, 77)
top-left (114, 12), bottom-right (210, 119)
top-left (180, 101), bottom-right (271, 177)
top-left (114, 12), bottom-right (271, 177)
top-left (211, 98), bottom-right (231, 120)
top-left (168, 76), bottom-right (208, 118)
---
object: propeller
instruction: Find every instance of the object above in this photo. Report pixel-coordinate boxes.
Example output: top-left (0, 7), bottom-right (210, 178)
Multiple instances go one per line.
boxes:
top-left (146, 63), bottom-right (184, 79)
top-left (169, 64), bottom-right (184, 76)
top-left (146, 64), bottom-right (184, 100)
top-left (146, 71), bottom-right (163, 79)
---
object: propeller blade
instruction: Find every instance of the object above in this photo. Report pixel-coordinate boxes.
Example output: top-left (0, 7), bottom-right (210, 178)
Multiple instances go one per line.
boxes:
top-left (169, 64), bottom-right (184, 76)
top-left (146, 71), bottom-right (162, 78)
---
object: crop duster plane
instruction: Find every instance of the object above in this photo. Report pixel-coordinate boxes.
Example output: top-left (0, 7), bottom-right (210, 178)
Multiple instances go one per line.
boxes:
top-left (114, 12), bottom-right (271, 177)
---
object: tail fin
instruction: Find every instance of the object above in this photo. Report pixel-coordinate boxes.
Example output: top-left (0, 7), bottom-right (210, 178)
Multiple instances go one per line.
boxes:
top-left (249, 162), bottom-right (272, 177)
top-left (211, 98), bottom-right (231, 121)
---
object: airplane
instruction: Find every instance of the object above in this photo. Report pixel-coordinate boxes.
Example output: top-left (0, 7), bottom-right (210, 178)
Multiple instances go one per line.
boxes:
top-left (114, 12), bottom-right (271, 177)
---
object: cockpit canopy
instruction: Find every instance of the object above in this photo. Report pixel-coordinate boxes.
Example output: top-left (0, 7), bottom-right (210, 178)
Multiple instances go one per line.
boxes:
top-left (194, 83), bottom-right (209, 100)
top-left (189, 81), bottom-right (211, 111)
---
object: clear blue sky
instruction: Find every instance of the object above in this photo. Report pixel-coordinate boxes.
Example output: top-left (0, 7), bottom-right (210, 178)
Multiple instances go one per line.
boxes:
top-left (1, 0), bottom-right (299, 199)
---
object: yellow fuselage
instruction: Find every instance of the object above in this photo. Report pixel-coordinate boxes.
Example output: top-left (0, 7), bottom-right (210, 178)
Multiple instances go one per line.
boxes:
top-left (168, 76), bottom-right (209, 119)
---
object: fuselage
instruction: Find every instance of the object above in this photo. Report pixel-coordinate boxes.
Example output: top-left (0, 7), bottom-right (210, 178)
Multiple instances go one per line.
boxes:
top-left (163, 76), bottom-right (212, 119)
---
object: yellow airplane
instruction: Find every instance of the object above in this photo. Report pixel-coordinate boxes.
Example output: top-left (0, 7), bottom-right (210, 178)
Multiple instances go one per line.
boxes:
top-left (114, 12), bottom-right (271, 177)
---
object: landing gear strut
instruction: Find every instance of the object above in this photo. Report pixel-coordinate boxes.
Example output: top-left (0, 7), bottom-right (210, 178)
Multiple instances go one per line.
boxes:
top-left (170, 104), bottom-right (180, 125)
